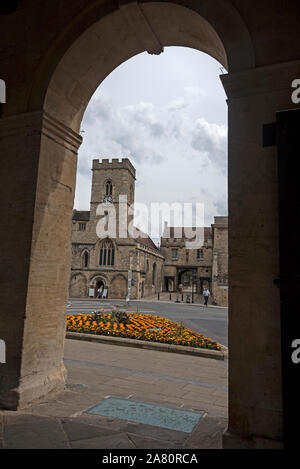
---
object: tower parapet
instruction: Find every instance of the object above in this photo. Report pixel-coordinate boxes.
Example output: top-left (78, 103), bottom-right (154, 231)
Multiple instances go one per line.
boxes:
top-left (92, 158), bottom-right (136, 179)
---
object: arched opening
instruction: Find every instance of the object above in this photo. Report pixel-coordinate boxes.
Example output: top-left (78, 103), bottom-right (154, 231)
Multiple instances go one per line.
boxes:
top-left (110, 274), bottom-right (127, 299)
top-left (2, 0), bottom-right (288, 451)
top-left (69, 273), bottom-right (87, 298)
top-left (95, 280), bottom-right (105, 298)
top-left (4, 0), bottom-right (236, 421)
top-left (89, 274), bottom-right (107, 298)
top-left (67, 42), bottom-right (228, 445)
top-left (82, 250), bottom-right (89, 268)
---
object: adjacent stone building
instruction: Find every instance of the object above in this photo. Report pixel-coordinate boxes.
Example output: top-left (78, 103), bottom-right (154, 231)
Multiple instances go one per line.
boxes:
top-left (70, 158), bottom-right (228, 305)
top-left (160, 216), bottom-right (228, 305)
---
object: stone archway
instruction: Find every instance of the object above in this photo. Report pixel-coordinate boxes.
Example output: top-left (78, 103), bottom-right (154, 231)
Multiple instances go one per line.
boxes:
top-left (27, 1), bottom-right (255, 133)
top-left (89, 274), bottom-right (107, 298)
top-left (69, 273), bottom-right (87, 298)
top-left (1, 0), bottom-right (298, 449)
top-left (110, 274), bottom-right (127, 299)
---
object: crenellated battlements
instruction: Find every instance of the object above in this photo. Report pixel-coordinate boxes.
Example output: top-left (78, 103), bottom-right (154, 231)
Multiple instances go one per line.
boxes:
top-left (92, 158), bottom-right (136, 177)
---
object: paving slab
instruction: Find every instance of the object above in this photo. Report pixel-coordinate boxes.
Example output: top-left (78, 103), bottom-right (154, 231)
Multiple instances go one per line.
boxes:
top-left (70, 432), bottom-right (136, 449)
top-left (0, 338), bottom-right (228, 449)
top-left (2, 415), bottom-right (70, 449)
top-left (126, 432), bottom-right (183, 449)
top-left (61, 419), bottom-right (119, 442)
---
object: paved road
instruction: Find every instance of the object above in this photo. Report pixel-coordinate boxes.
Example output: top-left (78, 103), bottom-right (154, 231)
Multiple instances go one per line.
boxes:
top-left (67, 299), bottom-right (228, 347)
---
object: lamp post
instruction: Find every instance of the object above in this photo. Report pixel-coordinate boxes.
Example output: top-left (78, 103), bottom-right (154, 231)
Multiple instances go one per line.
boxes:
top-left (192, 270), bottom-right (196, 304)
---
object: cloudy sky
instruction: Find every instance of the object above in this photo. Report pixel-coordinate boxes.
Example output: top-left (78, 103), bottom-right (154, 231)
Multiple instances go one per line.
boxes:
top-left (75, 46), bottom-right (228, 243)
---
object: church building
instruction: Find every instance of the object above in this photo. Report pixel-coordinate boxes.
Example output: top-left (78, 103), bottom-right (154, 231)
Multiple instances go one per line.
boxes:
top-left (70, 158), bottom-right (164, 300)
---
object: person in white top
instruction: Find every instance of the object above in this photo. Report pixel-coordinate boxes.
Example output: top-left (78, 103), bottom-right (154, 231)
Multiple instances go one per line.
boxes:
top-left (203, 288), bottom-right (210, 306)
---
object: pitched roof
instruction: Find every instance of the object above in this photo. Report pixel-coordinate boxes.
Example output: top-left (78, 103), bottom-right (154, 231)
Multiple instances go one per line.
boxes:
top-left (134, 227), bottom-right (160, 251)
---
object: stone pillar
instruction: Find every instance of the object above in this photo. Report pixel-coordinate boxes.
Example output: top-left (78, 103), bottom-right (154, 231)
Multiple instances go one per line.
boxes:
top-left (221, 60), bottom-right (300, 448)
top-left (0, 111), bottom-right (81, 410)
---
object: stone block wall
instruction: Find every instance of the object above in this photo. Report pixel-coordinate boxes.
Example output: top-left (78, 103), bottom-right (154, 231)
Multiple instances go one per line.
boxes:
top-left (212, 218), bottom-right (228, 306)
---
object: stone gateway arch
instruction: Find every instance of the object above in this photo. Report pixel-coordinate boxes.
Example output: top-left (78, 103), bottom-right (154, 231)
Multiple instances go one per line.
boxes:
top-left (1, 0), bottom-right (300, 449)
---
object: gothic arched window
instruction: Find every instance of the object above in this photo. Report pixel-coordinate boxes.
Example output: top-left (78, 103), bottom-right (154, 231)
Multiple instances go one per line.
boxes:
top-left (83, 251), bottom-right (89, 268)
top-left (105, 180), bottom-right (112, 197)
top-left (99, 239), bottom-right (115, 266)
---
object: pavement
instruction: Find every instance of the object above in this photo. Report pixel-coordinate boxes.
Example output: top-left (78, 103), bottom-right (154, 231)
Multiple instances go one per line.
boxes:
top-left (0, 338), bottom-right (228, 449)
top-left (68, 291), bottom-right (218, 307)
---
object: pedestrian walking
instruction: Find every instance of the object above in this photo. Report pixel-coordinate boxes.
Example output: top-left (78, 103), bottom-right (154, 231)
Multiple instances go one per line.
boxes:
top-left (97, 285), bottom-right (104, 299)
top-left (203, 287), bottom-right (210, 306)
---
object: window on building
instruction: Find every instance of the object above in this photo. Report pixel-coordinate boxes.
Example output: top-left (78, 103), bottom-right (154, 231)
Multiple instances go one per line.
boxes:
top-left (105, 180), bottom-right (112, 197)
top-left (79, 223), bottom-right (86, 231)
top-left (99, 239), bottom-right (115, 266)
top-left (197, 249), bottom-right (204, 260)
top-left (172, 248), bottom-right (178, 260)
top-left (152, 262), bottom-right (157, 286)
top-left (83, 251), bottom-right (89, 268)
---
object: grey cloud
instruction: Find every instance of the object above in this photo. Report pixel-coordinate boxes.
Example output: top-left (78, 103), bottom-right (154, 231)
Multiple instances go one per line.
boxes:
top-left (150, 122), bottom-right (164, 137)
top-left (191, 119), bottom-right (227, 169)
top-left (129, 103), bottom-right (165, 138)
top-left (214, 198), bottom-right (228, 216)
top-left (77, 162), bottom-right (91, 177)
top-left (80, 91), bottom-right (227, 184)
top-left (83, 95), bottom-right (113, 124)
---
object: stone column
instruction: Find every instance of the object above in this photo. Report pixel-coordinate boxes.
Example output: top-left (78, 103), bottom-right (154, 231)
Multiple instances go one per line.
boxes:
top-left (221, 60), bottom-right (300, 448)
top-left (0, 111), bottom-right (81, 409)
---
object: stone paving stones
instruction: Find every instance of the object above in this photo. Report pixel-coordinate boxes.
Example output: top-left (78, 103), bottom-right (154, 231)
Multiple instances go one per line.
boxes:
top-left (0, 339), bottom-right (227, 448)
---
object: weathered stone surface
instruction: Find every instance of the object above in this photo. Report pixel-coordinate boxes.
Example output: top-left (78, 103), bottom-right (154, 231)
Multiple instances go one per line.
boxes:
top-left (3, 415), bottom-right (70, 449)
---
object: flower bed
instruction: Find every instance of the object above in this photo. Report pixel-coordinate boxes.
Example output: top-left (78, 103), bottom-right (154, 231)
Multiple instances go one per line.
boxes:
top-left (66, 312), bottom-right (221, 351)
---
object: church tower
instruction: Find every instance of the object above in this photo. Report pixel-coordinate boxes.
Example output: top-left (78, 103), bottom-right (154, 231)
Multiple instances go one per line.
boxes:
top-left (89, 158), bottom-right (136, 240)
